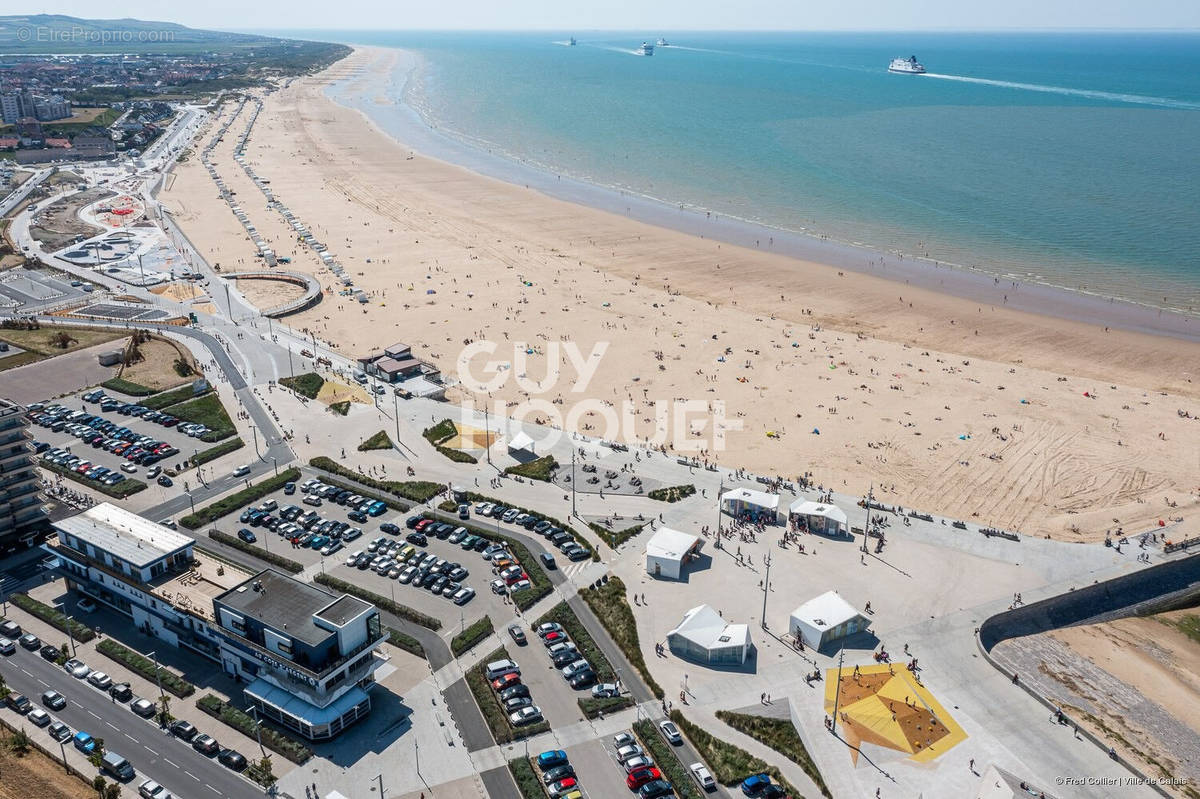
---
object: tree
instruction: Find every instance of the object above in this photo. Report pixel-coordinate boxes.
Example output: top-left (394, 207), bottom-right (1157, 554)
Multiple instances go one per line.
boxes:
top-left (0, 674), bottom-right (9, 699)
top-left (49, 330), bottom-right (77, 349)
top-left (104, 783), bottom-right (122, 799)
top-left (7, 726), bottom-right (30, 754)
top-left (92, 775), bottom-right (107, 797)
top-left (254, 754), bottom-right (276, 787)
top-left (60, 642), bottom-right (70, 662)
top-left (157, 694), bottom-right (172, 726)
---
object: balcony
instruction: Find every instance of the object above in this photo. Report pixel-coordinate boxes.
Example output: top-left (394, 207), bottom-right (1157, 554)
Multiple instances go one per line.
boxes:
top-left (222, 624), bottom-right (386, 683)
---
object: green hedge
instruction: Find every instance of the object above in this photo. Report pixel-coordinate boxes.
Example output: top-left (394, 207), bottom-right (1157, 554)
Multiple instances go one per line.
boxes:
top-left (588, 521), bottom-right (646, 550)
top-left (39, 459), bottom-right (146, 498)
top-left (632, 719), bottom-right (702, 799)
top-left (387, 627), bottom-right (425, 659)
top-left (101, 377), bottom-right (155, 396)
top-left (670, 710), bottom-right (801, 797)
top-left (309, 456), bottom-right (442, 503)
top-left (142, 383), bottom-right (211, 410)
top-left (581, 576), bottom-right (663, 699)
top-left (196, 694), bottom-right (312, 764)
top-left (465, 646), bottom-right (549, 744)
top-left (461, 490), bottom-right (596, 560)
top-left (191, 437), bottom-right (245, 466)
top-left (451, 615), bottom-right (493, 658)
top-left (422, 418), bottom-right (456, 445)
top-left (97, 639), bottom-right (193, 697)
top-left (509, 757), bottom-right (546, 799)
top-left (208, 530), bottom-right (302, 573)
top-left (9, 594), bottom-right (96, 643)
top-left (535, 602), bottom-right (614, 681)
top-left (358, 430), bottom-right (393, 451)
top-left (503, 455), bottom-right (558, 482)
top-left (314, 573), bottom-right (441, 631)
top-left (279, 373), bottom-right (324, 400)
top-left (717, 710), bottom-right (830, 798)
top-left (179, 468), bottom-right (300, 529)
top-left (436, 445), bottom-right (478, 463)
top-left (648, 484), bottom-right (697, 503)
top-left (578, 695), bottom-right (633, 719)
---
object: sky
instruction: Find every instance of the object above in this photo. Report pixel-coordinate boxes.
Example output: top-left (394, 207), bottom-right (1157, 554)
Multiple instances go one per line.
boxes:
top-left (17, 0), bottom-right (1200, 32)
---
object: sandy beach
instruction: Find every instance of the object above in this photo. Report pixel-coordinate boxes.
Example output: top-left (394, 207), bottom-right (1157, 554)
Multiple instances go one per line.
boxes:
top-left (160, 46), bottom-right (1200, 542)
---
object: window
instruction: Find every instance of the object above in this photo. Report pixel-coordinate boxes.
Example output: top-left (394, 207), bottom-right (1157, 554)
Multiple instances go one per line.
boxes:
top-left (277, 641), bottom-right (292, 656)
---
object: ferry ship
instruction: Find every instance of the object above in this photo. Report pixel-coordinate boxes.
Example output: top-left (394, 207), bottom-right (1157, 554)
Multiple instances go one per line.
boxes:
top-left (888, 55), bottom-right (926, 74)
top-left (656, 37), bottom-right (670, 47)
top-left (568, 36), bottom-right (576, 46)
top-left (636, 42), bottom-right (655, 56)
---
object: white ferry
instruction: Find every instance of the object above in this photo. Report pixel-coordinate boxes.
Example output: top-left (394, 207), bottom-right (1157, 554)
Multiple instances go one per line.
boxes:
top-left (888, 55), bottom-right (926, 74)
top-left (636, 42), bottom-right (655, 56)
top-left (656, 37), bottom-right (670, 47)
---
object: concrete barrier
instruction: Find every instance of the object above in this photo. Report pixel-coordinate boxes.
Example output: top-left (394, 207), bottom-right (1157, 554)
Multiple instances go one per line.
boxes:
top-left (222, 270), bottom-right (322, 318)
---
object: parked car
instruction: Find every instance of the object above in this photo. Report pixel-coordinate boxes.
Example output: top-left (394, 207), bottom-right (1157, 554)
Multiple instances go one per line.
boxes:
top-left (616, 744), bottom-right (645, 763)
top-left (110, 683), bottom-right (133, 702)
top-left (169, 719), bottom-right (198, 741)
top-left (63, 658), bottom-right (91, 678)
top-left (238, 528), bottom-right (257, 543)
top-left (88, 671), bottom-right (113, 690)
top-left (77, 597), bottom-right (98, 613)
top-left (592, 683), bottom-right (620, 698)
top-left (73, 731), bottom-right (96, 753)
top-left (542, 764), bottom-right (576, 785)
top-left (130, 698), bottom-right (157, 718)
top-left (659, 719), bottom-right (683, 745)
top-left (639, 779), bottom-right (675, 798)
top-left (536, 750), bottom-right (568, 770)
top-left (740, 774), bottom-right (772, 795)
top-left (41, 690), bottom-right (67, 710)
top-left (48, 721), bottom-right (72, 742)
top-left (218, 749), bottom-right (247, 771)
top-left (18, 632), bottom-right (40, 650)
top-left (690, 763), bottom-right (717, 791)
top-left (508, 625), bottom-right (527, 645)
top-left (40, 643), bottom-right (60, 661)
top-left (628, 766), bottom-right (663, 790)
top-left (0, 637), bottom-right (15, 655)
top-left (192, 733), bottom-right (220, 756)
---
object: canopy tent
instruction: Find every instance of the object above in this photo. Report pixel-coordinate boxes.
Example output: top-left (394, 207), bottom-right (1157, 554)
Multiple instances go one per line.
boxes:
top-left (507, 431), bottom-right (535, 454)
top-left (667, 604), bottom-right (753, 666)
top-left (720, 487), bottom-right (780, 524)
top-left (645, 527), bottom-right (703, 580)
top-left (789, 590), bottom-right (870, 651)
top-left (789, 499), bottom-right (849, 536)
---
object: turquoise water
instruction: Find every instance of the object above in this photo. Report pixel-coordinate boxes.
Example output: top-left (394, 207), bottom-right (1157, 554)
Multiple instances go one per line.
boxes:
top-left (284, 31), bottom-right (1200, 312)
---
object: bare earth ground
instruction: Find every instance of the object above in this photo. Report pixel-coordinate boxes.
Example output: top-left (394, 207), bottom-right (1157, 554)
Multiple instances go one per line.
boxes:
top-left (0, 743), bottom-right (93, 799)
top-left (116, 336), bottom-right (196, 391)
top-left (29, 187), bottom-right (110, 250)
top-left (0, 325), bottom-right (126, 355)
top-left (233, 278), bottom-right (307, 312)
top-left (160, 48), bottom-right (1200, 543)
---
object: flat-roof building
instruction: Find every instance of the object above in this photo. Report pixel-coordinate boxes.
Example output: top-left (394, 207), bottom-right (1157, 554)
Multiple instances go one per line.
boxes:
top-left (46, 507), bottom-right (386, 740)
top-left (0, 399), bottom-right (47, 551)
top-left (645, 527), bottom-right (703, 580)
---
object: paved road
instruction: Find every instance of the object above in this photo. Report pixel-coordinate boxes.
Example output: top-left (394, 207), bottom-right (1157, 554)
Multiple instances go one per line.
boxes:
top-left (0, 168), bottom-right (50, 217)
top-left (0, 644), bottom-right (260, 798)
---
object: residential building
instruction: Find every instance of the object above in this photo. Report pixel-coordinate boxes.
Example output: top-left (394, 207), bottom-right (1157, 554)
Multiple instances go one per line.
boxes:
top-left (33, 95), bottom-right (71, 122)
top-left (45, 506), bottom-right (386, 739)
top-left (0, 399), bottom-right (47, 551)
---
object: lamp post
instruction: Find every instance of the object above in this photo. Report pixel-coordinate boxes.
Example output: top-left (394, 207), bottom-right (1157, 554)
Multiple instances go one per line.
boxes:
top-left (271, 456), bottom-right (278, 477)
top-left (58, 737), bottom-right (69, 773)
top-left (250, 424), bottom-right (261, 459)
top-left (249, 706), bottom-right (266, 757)
top-left (147, 650), bottom-right (165, 700)
top-left (374, 774), bottom-right (384, 797)
top-left (830, 647), bottom-right (845, 736)
top-left (55, 603), bottom-right (76, 657)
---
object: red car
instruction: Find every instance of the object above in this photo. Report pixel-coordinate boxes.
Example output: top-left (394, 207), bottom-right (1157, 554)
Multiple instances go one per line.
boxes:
top-left (415, 519), bottom-right (433, 532)
top-left (491, 673), bottom-right (521, 691)
top-left (550, 777), bottom-right (578, 794)
top-left (542, 631), bottom-right (567, 645)
top-left (627, 767), bottom-right (662, 789)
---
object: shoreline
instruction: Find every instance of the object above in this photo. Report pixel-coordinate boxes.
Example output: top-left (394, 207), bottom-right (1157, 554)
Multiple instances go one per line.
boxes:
top-left (327, 44), bottom-right (1200, 344)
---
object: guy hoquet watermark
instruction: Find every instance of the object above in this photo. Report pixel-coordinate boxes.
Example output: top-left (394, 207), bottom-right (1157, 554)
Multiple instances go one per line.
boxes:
top-left (15, 25), bottom-right (176, 45)
top-left (455, 340), bottom-right (741, 453)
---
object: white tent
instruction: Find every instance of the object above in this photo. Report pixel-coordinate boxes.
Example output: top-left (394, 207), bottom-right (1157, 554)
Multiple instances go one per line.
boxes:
top-left (667, 605), bottom-right (752, 666)
top-left (789, 591), bottom-right (870, 651)
top-left (507, 431), bottom-right (535, 454)
top-left (645, 527), bottom-right (703, 580)
top-left (720, 487), bottom-right (780, 523)
top-left (788, 500), bottom-right (849, 536)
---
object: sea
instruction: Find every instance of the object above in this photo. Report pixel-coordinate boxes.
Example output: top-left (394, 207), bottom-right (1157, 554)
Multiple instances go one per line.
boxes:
top-left (271, 30), bottom-right (1200, 316)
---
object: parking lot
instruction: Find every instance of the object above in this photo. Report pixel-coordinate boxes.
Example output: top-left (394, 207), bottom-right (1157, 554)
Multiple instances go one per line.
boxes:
top-left (26, 386), bottom-right (244, 510)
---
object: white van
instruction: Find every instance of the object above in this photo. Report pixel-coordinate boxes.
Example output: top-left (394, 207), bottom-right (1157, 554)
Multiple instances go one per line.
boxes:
top-left (232, 465), bottom-right (251, 478)
top-left (485, 659), bottom-right (520, 681)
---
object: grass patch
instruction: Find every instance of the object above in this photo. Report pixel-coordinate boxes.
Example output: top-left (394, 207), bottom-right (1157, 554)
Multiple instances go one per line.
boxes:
top-left (580, 576), bottom-right (662, 699)
top-left (436, 445), bottom-right (477, 463)
top-left (648, 484), bottom-right (697, 503)
top-left (422, 418), bottom-right (457, 445)
top-left (535, 602), bottom-right (614, 681)
top-left (208, 530), bottom-right (302, 573)
top-left (329, 400), bottom-right (350, 416)
top-left (314, 573), bottom-right (441, 631)
top-left (39, 458), bottom-right (146, 498)
top-left (309, 456), bottom-right (442, 503)
top-left (503, 455), bottom-right (558, 482)
top-left (101, 377), bottom-right (155, 397)
top-left (9, 594), bottom-right (95, 643)
top-left (358, 430), bottom-right (393, 451)
top-left (97, 639), bottom-right (193, 698)
top-left (196, 694), bottom-right (312, 764)
top-left (387, 627), bottom-right (425, 659)
top-left (191, 437), bottom-right (245, 467)
top-left (1158, 613), bottom-right (1200, 645)
top-left (717, 710), bottom-right (830, 797)
top-left (279, 372), bottom-right (324, 399)
top-left (670, 711), bottom-right (801, 796)
top-left (142, 383), bottom-right (209, 410)
top-left (632, 719), bottom-right (703, 799)
top-left (509, 757), bottom-right (546, 799)
top-left (578, 695), bottom-right (633, 719)
top-left (0, 350), bottom-right (43, 372)
top-left (0, 324), bottom-right (125, 355)
top-left (588, 521), bottom-right (646, 549)
top-left (451, 615), bottom-right (494, 658)
top-left (179, 467), bottom-right (300, 529)
top-left (465, 645), bottom-right (550, 744)
top-left (165, 393), bottom-right (236, 442)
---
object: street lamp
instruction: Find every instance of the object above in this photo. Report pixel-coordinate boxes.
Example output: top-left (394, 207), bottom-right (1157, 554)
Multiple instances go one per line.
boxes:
top-left (54, 602), bottom-right (76, 657)
top-left (249, 706), bottom-right (266, 757)
top-left (373, 774), bottom-right (384, 797)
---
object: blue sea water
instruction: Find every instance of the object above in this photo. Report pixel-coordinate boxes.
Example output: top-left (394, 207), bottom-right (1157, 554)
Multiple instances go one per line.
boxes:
top-left (283, 30), bottom-right (1200, 312)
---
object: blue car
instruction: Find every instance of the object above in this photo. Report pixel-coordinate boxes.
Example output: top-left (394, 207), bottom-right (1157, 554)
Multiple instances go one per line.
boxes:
top-left (537, 750), bottom-right (568, 770)
top-left (367, 501), bottom-right (387, 517)
top-left (741, 774), bottom-right (772, 795)
top-left (73, 731), bottom-right (96, 753)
